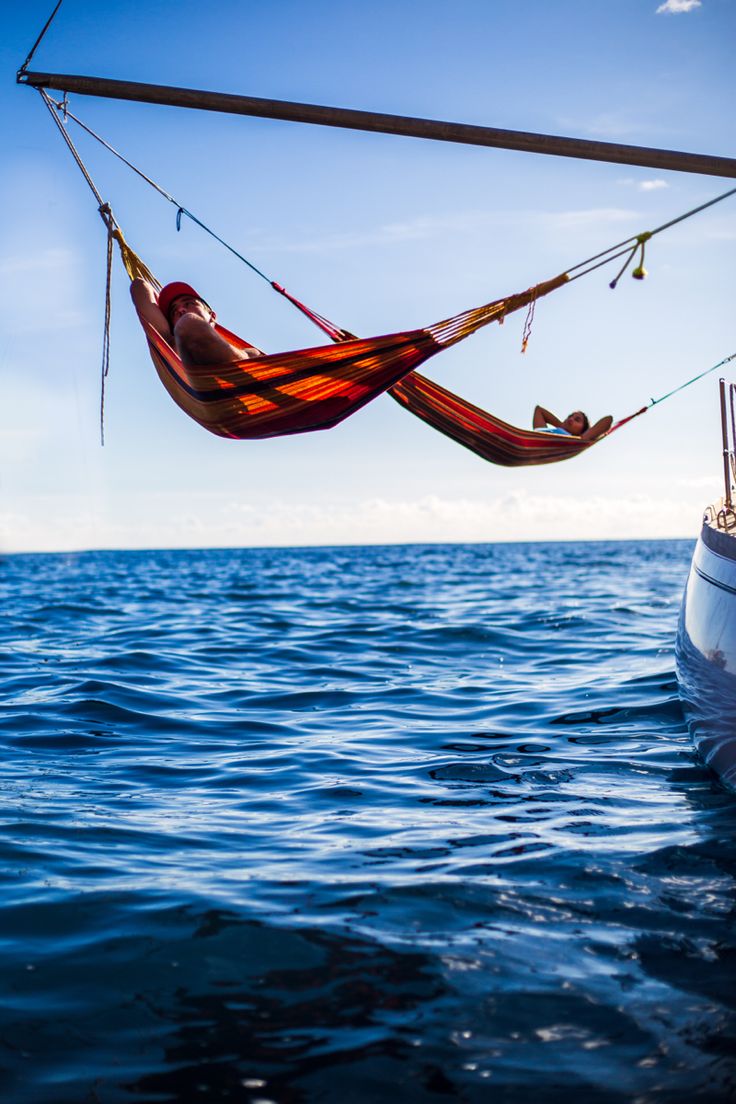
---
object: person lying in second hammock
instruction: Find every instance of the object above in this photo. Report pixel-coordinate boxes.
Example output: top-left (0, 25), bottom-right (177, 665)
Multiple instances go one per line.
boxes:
top-left (130, 279), bottom-right (262, 366)
top-left (533, 405), bottom-right (612, 441)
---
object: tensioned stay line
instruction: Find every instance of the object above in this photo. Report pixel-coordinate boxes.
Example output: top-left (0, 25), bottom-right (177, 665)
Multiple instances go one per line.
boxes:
top-left (38, 90), bottom-right (351, 349)
top-left (649, 351), bottom-right (736, 408)
top-left (607, 351), bottom-right (736, 433)
top-left (17, 0), bottom-right (64, 78)
top-left (40, 91), bottom-right (274, 288)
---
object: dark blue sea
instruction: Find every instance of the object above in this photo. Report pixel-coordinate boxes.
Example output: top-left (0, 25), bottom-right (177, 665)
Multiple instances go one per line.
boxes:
top-left (2, 540), bottom-right (736, 1103)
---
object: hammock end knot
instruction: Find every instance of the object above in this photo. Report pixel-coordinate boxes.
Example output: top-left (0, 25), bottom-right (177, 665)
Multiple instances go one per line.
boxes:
top-left (98, 202), bottom-right (118, 236)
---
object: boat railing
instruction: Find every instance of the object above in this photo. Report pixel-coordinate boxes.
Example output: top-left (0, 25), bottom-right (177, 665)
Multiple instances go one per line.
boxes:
top-left (715, 378), bottom-right (736, 530)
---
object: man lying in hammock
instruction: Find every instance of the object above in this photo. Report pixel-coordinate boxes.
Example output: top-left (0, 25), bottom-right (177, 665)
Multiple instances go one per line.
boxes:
top-left (130, 279), bottom-right (261, 366)
top-left (533, 405), bottom-right (612, 442)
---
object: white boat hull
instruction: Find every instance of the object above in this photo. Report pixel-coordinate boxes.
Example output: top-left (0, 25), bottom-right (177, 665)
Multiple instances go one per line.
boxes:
top-left (676, 520), bottom-right (736, 789)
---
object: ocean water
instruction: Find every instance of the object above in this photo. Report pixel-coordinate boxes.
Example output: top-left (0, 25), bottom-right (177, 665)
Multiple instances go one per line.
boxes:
top-left (2, 540), bottom-right (736, 1103)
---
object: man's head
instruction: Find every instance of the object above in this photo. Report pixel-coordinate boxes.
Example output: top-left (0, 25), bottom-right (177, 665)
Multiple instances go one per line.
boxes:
top-left (158, 282), bottom-right (214, 329)
top-left (563, 410), bottom-right (590, 437)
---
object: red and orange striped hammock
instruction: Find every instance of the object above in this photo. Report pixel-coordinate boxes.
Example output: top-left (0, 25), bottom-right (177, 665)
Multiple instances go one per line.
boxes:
top-left (117, 231), bottom-right (599, 464)
top-left (389, 372), bottom-right (596, 467)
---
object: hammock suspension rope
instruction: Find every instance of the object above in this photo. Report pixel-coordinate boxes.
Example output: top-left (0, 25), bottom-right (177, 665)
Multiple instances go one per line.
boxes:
top-left (40, 92), bottom-right (352, 342)
top-left (17, 0), bottom-right (64, 81)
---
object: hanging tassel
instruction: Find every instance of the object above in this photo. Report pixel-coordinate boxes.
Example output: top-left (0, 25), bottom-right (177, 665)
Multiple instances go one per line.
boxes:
top-left (632, 232), bottom-right (650, 280)
top-left (521, 287), bottom-right (538, 353)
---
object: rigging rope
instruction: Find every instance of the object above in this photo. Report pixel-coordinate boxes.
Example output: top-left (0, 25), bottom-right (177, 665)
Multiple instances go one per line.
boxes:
top-left (40, 90), bottom-right (114, 442)
top-left (605, 352), bottom-right (736, 433)
top-left (40, 89), bottom-right (104, 207)
top-left (565, 187), bottom-right (736, 285)
top-left (649, 351), bottom-right (736, 408)
top-left (40, 93), bottom-right (352, 341)
top-left (17, 0), bottom-right (64, 79)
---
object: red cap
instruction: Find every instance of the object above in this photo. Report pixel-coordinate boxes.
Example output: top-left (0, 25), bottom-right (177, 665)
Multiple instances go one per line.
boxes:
top-left (158, 282), bottom-right (202, 321)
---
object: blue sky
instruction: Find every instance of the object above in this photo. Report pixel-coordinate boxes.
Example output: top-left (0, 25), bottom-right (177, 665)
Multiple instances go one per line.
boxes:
top-left (2, 0), bottom-right (734, 551)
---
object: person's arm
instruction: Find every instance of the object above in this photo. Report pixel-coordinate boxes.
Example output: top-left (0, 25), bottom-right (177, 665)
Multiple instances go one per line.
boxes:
top-left (130, 278), bottom-right (173, 345)
top-left (533, 404), bottom-right (563, 429)
top-left (582, 414), bottom-right (613, 441)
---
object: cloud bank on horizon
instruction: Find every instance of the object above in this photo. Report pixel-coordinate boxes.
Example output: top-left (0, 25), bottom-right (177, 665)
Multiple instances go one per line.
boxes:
top-left (1, 477), bottom-right (722, 554)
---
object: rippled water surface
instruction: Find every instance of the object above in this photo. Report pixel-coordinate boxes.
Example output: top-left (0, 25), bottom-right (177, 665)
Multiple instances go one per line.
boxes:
top-left (2, 540), bottom-right (736, 1103)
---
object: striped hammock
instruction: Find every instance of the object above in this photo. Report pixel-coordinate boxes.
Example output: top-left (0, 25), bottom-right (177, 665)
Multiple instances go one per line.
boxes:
top-left (389, 372), bottom-right (594, 466)
top-left (116, 228), bottom-right (568, 441)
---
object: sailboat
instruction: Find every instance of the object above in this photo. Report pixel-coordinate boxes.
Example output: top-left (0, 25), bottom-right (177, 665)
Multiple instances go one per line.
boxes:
top-left (676, 378), bottom-right (736, 791)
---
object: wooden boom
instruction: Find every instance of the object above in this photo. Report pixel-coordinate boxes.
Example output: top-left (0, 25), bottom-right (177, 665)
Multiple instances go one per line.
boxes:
top-left (18, 69), bottom-right (736, 179)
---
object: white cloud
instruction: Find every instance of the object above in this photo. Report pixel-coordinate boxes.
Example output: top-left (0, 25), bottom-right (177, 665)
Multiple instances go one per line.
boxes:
top-left (656, 0), bottom-right (701, 12)
top-left (249, 207), bottom-right (641, 256)
top-left (618, 178), bottom-right (669, 193)
top-left (559, 114), bottom-right (645, 140)
top-left (548, 208), bottom-right (637, 230)
top-left (638, 179), bottom-right (669, 192)
top-left (252, 211), bottom-right (507, 254)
